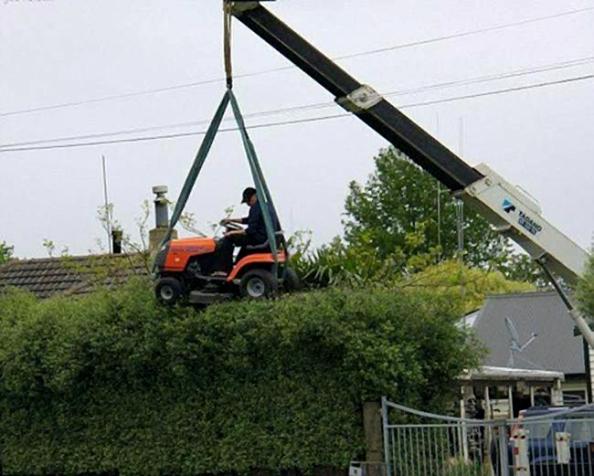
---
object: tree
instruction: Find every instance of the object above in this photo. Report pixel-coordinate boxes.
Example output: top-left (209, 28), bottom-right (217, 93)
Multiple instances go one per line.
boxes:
top-left (344, 147), bottom-right (519, 273)
top-left (577, 253), bottom-right (594, 317)
top-left (0, 241), bottom-right (13, 265)
top-left (398, 259), bottom-right (534, 314)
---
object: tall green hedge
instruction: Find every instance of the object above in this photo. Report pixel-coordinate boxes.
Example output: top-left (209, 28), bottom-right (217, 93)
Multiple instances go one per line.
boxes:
top-left (0, 280), bottom-right (479, 475)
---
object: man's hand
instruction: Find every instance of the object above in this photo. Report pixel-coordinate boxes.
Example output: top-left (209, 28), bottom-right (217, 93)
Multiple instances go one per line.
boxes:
top-left (221, 218), bottom-right (244, 225)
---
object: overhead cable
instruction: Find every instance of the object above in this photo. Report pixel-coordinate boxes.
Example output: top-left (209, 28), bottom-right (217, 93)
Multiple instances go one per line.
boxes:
top-left (2, 56), bottom-right (592, 149)
top-left (1, 5), bottom-right (591, 118)
top-left (1, 73), bottom-right (592, 154)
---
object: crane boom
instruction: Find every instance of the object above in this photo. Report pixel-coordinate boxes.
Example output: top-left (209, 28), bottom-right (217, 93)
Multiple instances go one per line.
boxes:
top-left (230, 1), bottom-right (483, 191)
top-left (228, 1), bottom-right (592, 341)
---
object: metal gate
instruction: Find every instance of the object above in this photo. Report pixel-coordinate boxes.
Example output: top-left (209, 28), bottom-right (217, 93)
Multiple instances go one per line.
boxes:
top-left (382, 398), bottom-right (594, 476)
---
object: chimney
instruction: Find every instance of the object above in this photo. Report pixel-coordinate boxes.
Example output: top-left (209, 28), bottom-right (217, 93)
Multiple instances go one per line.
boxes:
top-left (149, 185), bottom-right (177, 253)
top-left (111, 229), bottom-right (123, 254)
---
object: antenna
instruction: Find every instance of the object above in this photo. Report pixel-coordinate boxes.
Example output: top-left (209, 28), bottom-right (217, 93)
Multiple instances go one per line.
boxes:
top-left (458, 116), bottom-right (464, 157)
top-left (505, 317), bottom-right (538, 367)
top-left (101, 155), bottom-right (112, 253)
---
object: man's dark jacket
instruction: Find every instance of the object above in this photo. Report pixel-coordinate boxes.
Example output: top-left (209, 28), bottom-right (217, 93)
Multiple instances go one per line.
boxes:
top-left (241, 201), bottom-right (280, 243)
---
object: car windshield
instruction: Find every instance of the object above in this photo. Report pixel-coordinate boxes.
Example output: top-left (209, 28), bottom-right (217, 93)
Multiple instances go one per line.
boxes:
top-left (564, 419), bottom-right (594, 442)
top-left (523, 421), bottom-right (553, 439)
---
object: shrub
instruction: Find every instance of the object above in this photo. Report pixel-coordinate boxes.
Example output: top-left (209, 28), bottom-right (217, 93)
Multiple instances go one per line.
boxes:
top-left (0, 279), bottom-right (480, 475)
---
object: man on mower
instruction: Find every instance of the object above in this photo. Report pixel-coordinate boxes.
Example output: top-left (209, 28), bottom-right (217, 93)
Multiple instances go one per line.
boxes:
top-left (212, 187), bottom-right (279, 276)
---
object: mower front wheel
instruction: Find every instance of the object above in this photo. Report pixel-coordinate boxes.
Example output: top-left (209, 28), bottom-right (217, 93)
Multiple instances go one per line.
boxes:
top-left (239, 269), bottom-right (278, 299)
top-left (155, 277), bottom-right (184, 306)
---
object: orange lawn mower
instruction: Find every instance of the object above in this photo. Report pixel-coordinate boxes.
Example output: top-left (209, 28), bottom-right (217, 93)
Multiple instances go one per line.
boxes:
top-left (151, 86), bottom-right (301, 307)
top-left (154, 222), bottom-right (300, 307)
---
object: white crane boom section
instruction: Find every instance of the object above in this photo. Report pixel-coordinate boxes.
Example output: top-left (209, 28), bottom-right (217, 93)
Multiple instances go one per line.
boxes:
top-left (462, 163), bottom-right (589, 285)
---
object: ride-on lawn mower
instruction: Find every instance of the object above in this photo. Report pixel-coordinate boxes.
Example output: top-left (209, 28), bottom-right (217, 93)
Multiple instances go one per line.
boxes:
top-left (151, 64), bottom-right (300, 307)
top-left (154, 222), bottom-right (299, 306)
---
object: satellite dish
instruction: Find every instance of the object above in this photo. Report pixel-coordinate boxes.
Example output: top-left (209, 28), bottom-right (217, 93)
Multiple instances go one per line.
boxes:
top-left (505, 317), bottom-right (538, 367)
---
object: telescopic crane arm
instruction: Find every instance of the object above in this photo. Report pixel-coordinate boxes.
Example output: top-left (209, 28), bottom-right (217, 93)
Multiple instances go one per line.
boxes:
top-left (230, 1), bottom-right (482, 192)
top-left (228, 1), bottom-right (593, 343)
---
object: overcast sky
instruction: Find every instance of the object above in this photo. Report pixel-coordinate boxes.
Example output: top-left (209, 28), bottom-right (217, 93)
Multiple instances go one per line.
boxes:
top-left (1, 0), bottom-right (593, 258)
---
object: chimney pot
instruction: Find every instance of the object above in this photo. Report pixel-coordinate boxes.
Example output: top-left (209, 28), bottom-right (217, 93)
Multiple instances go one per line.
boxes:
top-left (111, 229), bottom-right (123, 254)
top-left (152, 185), bottom-right (168, 196)
top-left (153, 185), bottom-right (170, 228)
top-left (149, 185), bottom-right (177, 253)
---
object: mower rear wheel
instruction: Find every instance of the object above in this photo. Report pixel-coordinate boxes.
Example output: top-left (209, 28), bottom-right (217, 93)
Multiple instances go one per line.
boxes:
top-left (239, 269), bottom-right (277, 299)
top-left (155, 277), bottom-right (184, 306)
top-left (283, 267), bottom-right (302, 292)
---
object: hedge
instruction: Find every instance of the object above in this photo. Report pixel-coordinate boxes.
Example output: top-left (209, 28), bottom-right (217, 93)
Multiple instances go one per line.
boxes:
top-left (0, 280), bottom-right (480, 475)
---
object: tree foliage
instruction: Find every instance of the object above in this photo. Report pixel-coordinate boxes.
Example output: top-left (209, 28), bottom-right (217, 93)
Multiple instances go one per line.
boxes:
top-left (343, 148), bottom-right (527, 274)
top-left (577, 253), bottom-right (594, 318)
top-left (0, 241), bottom-right (13, 266)
top-left (290, 233), bottom-right (533, 313)
top-left (289, 233), bottom-right (397, 288)
top-left (398, 260), bottom-right (534, 314)
top-left (0, 280), bottom-right (480, 475)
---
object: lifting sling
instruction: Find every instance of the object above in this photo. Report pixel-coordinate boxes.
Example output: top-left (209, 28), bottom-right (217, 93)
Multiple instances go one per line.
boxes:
top-left (154, 6), bottom-right (281, 273)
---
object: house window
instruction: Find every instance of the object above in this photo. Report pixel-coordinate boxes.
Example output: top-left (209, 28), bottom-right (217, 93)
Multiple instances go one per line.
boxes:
top-left (563, 390), bottom-right (587, 405)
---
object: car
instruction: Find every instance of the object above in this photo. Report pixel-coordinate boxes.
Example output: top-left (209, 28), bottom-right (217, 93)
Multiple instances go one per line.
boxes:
top-left (510, 406), bottom-right (594, 475)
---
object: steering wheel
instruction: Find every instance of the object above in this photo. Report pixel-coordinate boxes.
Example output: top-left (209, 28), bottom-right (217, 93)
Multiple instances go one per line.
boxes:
top-left (222, 221), bottom-right (243, 232)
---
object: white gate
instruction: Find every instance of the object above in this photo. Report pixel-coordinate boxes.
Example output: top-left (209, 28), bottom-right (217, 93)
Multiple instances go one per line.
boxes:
top-left (382, 398), bottom-right (594, 476)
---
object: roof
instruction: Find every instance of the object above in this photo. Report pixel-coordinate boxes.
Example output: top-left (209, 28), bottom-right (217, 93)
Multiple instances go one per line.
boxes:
top-left (460, 366), bottom-right (564, 383)
top-left (464, 291), bottom-right (585, 375)
top-left (0, 254), bottom-right (149, 299)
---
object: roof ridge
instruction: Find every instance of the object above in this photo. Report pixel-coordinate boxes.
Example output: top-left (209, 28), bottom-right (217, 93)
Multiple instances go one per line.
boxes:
top-left (3, 252), bottom-right (139, 263)
top-left (486, 290), bottom-right (557, 299)
top-left (0, 253), bottom-right (143, 270)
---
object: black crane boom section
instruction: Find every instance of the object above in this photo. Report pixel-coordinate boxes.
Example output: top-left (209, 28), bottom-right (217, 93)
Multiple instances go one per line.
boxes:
top-left (231, 2), bottom-right (484, 191)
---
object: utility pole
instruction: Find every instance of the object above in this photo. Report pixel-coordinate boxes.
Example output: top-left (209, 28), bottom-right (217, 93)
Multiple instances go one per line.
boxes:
top-left (455, 198), bottom-right (464, 260)
top-left (435, 112), bottom-right (442, 257)
top-left (456, 117), bottom-right (465, 261)
top-left (101, 155), bottom-right (112, 253)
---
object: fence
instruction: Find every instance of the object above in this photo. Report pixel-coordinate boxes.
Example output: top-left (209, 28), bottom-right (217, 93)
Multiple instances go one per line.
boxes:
top-left (382, 398), bottom-right (594, 476)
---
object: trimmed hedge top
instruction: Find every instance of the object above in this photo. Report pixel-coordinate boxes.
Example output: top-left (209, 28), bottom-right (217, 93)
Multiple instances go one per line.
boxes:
top-left (0, 280), bottom-right (479, 475)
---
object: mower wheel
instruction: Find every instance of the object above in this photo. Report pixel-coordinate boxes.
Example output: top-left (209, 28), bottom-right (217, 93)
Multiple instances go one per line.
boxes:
top-left (283, 267), bottom-right (302, 292)
top-left (239, 269), bottom-right (278, 299)
top-left (155, 277), bottom-right (184, 306)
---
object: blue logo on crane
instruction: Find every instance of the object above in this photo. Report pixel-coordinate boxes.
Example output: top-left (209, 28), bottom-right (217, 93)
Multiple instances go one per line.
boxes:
top-left (502, 198), bottom-right (542, 235)
top-left (502, 199), bottom-right (516, 214)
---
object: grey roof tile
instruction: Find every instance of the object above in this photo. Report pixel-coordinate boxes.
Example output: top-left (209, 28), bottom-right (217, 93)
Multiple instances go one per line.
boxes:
top-left (0, 254), bottom-right (149, 299)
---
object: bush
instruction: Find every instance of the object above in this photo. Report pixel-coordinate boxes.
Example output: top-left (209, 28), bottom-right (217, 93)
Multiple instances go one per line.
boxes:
top-left (0, 279), bottom-right (480, 475)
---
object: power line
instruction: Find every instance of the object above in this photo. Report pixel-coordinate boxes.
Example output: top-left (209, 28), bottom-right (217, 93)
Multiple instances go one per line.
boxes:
top-left (333, 6), bottom-right (594, 60)
top-left (383, 56), bottom-right (594, 98)
top-left (395, 73), bottom-right (594, 110)
top-left (1, 72), bottom-right (592, 154)
top-left (2, 56), bottom-right (592, 149)
top-left (1, 5), bottom-right (592, 118)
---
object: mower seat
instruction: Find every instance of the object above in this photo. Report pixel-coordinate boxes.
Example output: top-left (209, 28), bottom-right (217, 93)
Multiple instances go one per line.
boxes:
top-left (244, 232), bottom-right (284, 252)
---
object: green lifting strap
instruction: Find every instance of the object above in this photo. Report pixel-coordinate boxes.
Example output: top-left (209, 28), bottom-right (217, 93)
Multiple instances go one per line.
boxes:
top-left (229, 90), bottom-right (279, 265)
top-left (161, 91), bottom-right (230, 246)
top-left (153, 88), bottom-right (281, 273)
